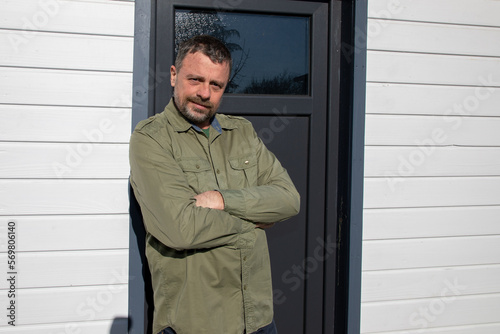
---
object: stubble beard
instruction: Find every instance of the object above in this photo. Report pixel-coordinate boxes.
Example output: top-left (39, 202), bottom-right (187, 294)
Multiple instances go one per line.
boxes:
top-left (173, 90), bottom-right (218, 125)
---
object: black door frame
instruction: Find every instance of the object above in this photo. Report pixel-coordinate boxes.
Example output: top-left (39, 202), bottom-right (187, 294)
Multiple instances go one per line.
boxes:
top-left (129, 0), bottom-right (366, 333)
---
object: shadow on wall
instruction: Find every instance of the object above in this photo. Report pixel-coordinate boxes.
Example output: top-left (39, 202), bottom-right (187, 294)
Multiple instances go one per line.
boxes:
top-left (129, 185), bottom-right (155, 334)
top-left (110, 316), bottom-right (129, 333)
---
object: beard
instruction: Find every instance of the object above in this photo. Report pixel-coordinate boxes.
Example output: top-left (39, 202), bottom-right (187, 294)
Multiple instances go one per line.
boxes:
top-left (173, 91), bottom-right (218, 125)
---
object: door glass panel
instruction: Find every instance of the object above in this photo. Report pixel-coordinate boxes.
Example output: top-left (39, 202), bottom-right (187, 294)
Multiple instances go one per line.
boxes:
top-left (175, 9), bottom-right (310, 95)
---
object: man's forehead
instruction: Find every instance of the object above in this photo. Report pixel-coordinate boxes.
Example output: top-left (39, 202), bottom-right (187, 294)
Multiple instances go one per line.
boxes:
top-left (179, 52), bottom-right (230, 80)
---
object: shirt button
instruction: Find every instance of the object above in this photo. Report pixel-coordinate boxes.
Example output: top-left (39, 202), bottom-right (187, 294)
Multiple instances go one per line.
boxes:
top-left (244, 285), bottom-right (247, 290)
top-left (196, 164), bottom-right (200, 169)
top-left (216, 169), bottom-right (220, 174)
top-left (243, 256), bottom-right (247, 261)
top-left (244, 160), bottom-right (249, 165)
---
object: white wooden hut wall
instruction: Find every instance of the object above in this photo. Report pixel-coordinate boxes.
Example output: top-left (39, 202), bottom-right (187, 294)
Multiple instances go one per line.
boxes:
top-left (0, 0), bottom-right (134, 332)
top-left (2, 0), bottom-right (500, 333)
top-left (362, 0), bottom-right (500, 333)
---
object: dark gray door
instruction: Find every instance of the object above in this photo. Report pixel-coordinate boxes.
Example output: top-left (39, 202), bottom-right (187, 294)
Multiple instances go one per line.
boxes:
top-left (157, 1), bottom-right (329, 332)
top-left (130, 0), bottom-right (338, 333)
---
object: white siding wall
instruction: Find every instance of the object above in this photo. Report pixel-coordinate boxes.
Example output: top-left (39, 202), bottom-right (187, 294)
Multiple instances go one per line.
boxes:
top-left (362, 0), bottom-right (500, 333)
top-left (0, 0), bottom-right (134, 332)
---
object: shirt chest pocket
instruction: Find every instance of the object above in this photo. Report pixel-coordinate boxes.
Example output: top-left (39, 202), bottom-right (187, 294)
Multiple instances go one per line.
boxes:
top-left (228, 155), bottom-right (258, 189)
top-left (178, 159), bottom-right (215, 193)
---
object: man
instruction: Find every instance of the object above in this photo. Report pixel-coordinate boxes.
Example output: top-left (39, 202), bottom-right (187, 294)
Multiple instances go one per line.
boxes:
top-left (129, 35), bottom-right (300, 334)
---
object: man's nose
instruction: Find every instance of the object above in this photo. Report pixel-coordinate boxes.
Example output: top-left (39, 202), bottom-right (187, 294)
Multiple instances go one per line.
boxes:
top-left (197, 83), bottom-right (211, 100)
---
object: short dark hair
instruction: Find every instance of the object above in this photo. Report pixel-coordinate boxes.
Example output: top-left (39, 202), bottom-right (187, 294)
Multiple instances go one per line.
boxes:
top-left (175, 35), bottom-right (232, 74)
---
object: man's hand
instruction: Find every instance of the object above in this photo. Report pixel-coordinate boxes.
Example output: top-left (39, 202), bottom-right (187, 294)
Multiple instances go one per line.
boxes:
top-left (194, 191), bottom-right (225, 210)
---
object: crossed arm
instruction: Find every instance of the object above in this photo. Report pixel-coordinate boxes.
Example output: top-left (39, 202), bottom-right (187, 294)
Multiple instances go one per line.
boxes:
top-left (194, 191), bottom-right (275, 229)
top-left (130, 127), bottom-right (299, 250)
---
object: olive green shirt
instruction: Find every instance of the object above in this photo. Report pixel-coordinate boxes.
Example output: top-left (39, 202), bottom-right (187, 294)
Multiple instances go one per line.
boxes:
top-left (129, 100), bottom-right (300, 334)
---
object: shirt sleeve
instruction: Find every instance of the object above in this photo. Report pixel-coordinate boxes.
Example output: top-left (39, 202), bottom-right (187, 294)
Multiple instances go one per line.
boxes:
top-left (218, 127), bottom-right (300, 224)
top-left (129, 129), bottom-right (256, 251)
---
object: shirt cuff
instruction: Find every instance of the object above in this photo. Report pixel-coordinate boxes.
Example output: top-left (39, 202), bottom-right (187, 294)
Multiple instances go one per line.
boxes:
top-left (218, 189), bottom-right (247, 218)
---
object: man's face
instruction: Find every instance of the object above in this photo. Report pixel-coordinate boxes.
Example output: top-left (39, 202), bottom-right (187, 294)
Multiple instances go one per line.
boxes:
top-left (170, 51), bottom-right (230, 128)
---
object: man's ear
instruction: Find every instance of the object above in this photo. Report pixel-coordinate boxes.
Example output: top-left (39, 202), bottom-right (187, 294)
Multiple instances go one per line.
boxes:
top-left (170, 65), bottom-right (177, 87)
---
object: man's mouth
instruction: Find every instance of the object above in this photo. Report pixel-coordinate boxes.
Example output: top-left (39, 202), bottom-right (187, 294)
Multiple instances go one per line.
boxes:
top-left (193, 103), bottom-right (209, 111)
top-left (188, 98), bottom-right (212, 111)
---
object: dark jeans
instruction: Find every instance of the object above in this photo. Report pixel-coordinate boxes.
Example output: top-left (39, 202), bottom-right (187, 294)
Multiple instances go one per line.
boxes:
top-left (158, 319), bottom-right (277, 334)
top-left (253, 319), bottom-right (278, 334)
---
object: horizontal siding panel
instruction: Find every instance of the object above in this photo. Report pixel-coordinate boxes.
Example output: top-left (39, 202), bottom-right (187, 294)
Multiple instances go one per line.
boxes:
top-left (362, 264), bottom-right (500, 302)
top-left (365, 114), bottom-right (500, 147)
top-left (364, 2), bottom-right (500, 334)
top-left (0, 67), bottom-right (133, 107)
top-left (0, 0), bottom-right (133, 331)
top-left (363, 206), bottom-right (500, 240)
top-left (0, 285), bottom-right (127, 327)
top-left (368, 0), bottom-right (500, 27)
top-left (1, 0), bottom-right (134, 36)
top-left (363, 235), bottom-right (500, 271)
top-left (0, 215), bottom-right (129, 251)
top-left (367, 51), bottom-right (500, 86)
top-left (367, 19), bottom-right (500, 57)
top-left (0, 30), bottom-right (133, 72)
top-left (0, 142), bottom-right (130, 179)
top-left (0, 105), bottom-right (131, 143)
top-left (366, 83), bottom-right (500, 116)
top-left (0, 319), bottom-right (128, 334)
top-left (364, 176), bottom-right (500, 209)
top-left (0, 250), bottom-right (128, 289)
top-left (0, 179), bottom-right (129, 215)
top-left (361, 293), bottom-right (500, 333)
top-left (365, 146), bottom-right (500, 177)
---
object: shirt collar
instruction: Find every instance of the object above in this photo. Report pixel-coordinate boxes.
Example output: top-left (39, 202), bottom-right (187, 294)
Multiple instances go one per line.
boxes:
top-left (191, 116), bottom-right (222, 134)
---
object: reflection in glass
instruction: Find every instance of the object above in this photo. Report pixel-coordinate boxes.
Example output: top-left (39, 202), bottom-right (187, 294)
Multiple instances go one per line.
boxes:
top-left (175, 10), bottom-right (310, 95)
